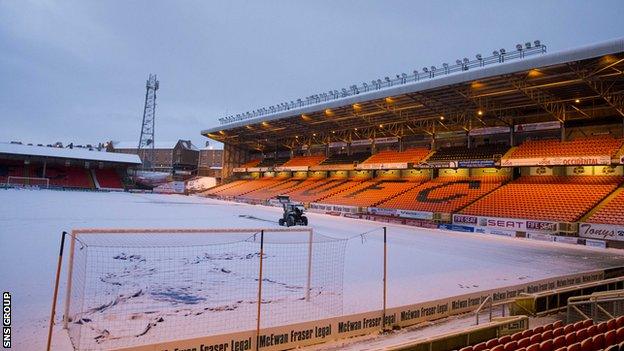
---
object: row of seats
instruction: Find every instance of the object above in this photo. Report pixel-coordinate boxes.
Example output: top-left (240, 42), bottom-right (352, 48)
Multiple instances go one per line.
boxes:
top-left (377, 176), bottom-right (507, 214)
top-left (507, 137), bottom-right (624, 158)
top-left (318, 179), bottom-right (427, 207)
top-left (93, 168), bottom-right (124, 189)
top-left (428, 144), bottom-right (510, 162)
top-left (587, 189), bottom-right (624, 225)
top-left (320, 152), bottom-right (372, 165)
top-left (281, 155), bottom-right (326, 167)
top-left (256, 157), bottom-right (290, 167)
top-left (360, 148), bottom-right (431, 165)
top-left (459, 317), bottom-right (624, 351)
top-left (461, 176), bottom-right (622, 222)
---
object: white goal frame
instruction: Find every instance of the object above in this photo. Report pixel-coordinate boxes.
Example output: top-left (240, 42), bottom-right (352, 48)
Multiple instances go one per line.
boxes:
top-left (6, 176), bottom-right (50, 188)
top-left (60, 227), bottom-right (315, 331)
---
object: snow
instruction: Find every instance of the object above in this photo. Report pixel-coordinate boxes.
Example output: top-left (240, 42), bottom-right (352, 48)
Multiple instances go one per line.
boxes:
top-left (2, 189), bottom-right (624, 350)
top-left (0, 142), bottom-right (141, 164)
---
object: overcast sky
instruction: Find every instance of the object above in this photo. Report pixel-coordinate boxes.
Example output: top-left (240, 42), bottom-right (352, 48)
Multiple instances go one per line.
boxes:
top-left (1, 0), bottom-right (622, 149)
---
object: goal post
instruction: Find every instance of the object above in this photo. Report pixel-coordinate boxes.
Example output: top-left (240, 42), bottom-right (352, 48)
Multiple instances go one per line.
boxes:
top-left (6, 176), bottom-right (49, 188)
top-left (57, 227), bottom-right (346, 351)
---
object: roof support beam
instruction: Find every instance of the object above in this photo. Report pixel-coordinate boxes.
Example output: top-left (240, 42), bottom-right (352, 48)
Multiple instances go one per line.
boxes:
top-left (504, 74), bottom-right (567, 122)
top-left (568, 63), bottom-right (624, 118)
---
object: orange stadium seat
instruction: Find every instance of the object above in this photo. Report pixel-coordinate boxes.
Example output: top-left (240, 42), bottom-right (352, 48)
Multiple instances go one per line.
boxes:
top-left (586, 189), bottom-right (624, 225)
top-left (360, 148), bottom-right (431, 165)
top-left (317, 178), bottom-right (428, 207)
top-left (461, 176), bottom-right (623, 222)
top-left (281, 155), bottom-right (326, 167)
top-left (376, 175), bottom-right (508, 214)
top-left (506, 137), bottom-right (624, 159)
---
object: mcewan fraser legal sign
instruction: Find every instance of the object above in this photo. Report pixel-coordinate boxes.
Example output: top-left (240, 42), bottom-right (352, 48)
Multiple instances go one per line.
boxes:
top-left (500, 156), bottom-right (612, 167)
top-left (579, 223), bottom-right (624, 241)
top-left (115, 269), bottom-right (608, 351)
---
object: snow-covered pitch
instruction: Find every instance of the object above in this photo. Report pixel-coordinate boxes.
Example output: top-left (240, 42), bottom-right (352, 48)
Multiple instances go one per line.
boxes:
top-left (2, 188), bottom-right (624, 350)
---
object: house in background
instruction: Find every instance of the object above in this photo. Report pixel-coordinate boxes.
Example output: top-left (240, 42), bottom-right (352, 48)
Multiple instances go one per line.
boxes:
top-left (108, 140), bottom-right (200, 174)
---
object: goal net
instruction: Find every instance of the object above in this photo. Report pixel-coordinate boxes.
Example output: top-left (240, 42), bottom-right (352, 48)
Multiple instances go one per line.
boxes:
top-left (62, 228), bottom-right (347, 351)
top-left (6, 176), bottom-right (49, 188)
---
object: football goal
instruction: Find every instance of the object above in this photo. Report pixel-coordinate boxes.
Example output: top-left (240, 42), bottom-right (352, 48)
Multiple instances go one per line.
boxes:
top-left (6, 176), bottom-right (49, 188)
top-left (55, 228), bottom-right (347, 351)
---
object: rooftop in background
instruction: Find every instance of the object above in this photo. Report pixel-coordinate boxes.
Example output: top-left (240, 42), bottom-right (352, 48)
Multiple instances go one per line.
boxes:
top-left (203, 37), bottom-right (624, 153)
top-left (111, 140), bottom-right (199, 151)
top-left (0, 142), bottom-right (141, 164)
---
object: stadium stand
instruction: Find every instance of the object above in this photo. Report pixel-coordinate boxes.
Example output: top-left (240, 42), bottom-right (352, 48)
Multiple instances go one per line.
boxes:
top-left (320, 152), bottom-right (371, 165)
top-left (42, 166), bottom-right (94, 189)
top-left (457, 317), bottom-right (624, 351)
top-left (201, 179), bottom-right (248, 195)
top-left (427, 144), bottom-right (510, 162)
top-left (240, 159), bottom-right (261, 168)
top-left (280, 155), bottom-right (326, 167)
top-left (376, 175), bottom-right (508, 214)
top-left (256, 157), bottom-right (290, 167)
top-left (210, 178), bottom-right (285, 197)
top-left (505, 137), bottom-right (624, 159)
top-left (360, 148), bottom-right (431, 165)
top-left (586, 188), bottom-right (624, 225)
top-left (317, 178), bottom-right (428, 207)
top-left (0, 160), bottom-right (25, 183)
top-left (93, 168), bottom-right (124, 189)
top-left (239, 178), bottom-right (308, 200)
top-left (285, 178), bottom-right (364, 203)
top-left (461, 176), bottom-right (623, 222)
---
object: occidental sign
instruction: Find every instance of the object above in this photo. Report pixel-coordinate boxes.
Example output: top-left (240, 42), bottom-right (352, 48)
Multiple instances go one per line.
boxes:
top-left (501, 156), bottom-right (612, 167)
top-left (453, 214), bottom-right (558, 233)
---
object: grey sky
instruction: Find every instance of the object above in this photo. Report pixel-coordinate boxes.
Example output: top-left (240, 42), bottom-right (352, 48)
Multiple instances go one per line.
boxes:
top-left (1, 0), bottom-right (622, 149)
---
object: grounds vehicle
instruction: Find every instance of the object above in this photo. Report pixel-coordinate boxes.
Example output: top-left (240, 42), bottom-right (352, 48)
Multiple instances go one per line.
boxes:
top-left (276, 195), bottom-right (308, 226)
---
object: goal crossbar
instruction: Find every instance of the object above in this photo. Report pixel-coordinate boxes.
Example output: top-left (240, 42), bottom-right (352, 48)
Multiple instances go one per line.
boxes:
top-left (6, 176), bottom-right (49, 187)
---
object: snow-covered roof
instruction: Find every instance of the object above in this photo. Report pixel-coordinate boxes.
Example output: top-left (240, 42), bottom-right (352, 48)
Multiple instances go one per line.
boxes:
top-left (202, 36), bottom-right (624, 134)
top-left (0, 142), bottom-right (142, 164)
top-left (113, 140), bottom-right (199, 151)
